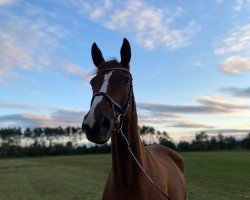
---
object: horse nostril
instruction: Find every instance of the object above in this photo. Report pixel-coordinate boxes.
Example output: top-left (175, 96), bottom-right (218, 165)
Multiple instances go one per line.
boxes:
top-left (100, 117), bottom-right (111, 134)
top-left (82, 122), bottom-right (90, 134)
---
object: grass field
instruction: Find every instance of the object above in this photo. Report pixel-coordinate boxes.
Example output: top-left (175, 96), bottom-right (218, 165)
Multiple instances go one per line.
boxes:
top-left (0, 151), bottom-right (249, 200)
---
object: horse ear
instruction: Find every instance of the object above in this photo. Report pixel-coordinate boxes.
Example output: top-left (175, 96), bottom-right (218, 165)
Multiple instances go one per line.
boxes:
top-left (91, 43), bottom-right (105, 67)
top-left (120, 38), bottom-right (131, 67)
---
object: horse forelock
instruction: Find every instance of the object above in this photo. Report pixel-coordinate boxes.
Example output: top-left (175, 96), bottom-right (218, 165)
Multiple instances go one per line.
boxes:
top-left (100, 59), bottom-right (119, 69)
top-left (93, 59), bottom-right (129, 75)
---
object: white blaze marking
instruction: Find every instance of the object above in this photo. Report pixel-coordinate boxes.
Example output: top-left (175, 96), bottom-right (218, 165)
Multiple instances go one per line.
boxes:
top-left (85, 71), bottom-right (113, 128)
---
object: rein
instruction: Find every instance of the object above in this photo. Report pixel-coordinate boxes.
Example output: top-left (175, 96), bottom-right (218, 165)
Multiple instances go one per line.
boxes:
top-left (91, 67), bottom-right (172, 200)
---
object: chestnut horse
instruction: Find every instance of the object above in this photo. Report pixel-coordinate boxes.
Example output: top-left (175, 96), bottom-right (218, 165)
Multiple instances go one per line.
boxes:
top-left (82, 38), bottom-right (186, 200)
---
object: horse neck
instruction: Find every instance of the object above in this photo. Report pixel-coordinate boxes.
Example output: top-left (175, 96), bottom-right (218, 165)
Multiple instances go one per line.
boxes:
top-left (111, 104), bottom-right (146, 186)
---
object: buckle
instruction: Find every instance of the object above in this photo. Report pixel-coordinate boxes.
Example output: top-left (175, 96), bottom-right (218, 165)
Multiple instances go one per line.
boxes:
top-left (115, 114), bottom-right (121, 125)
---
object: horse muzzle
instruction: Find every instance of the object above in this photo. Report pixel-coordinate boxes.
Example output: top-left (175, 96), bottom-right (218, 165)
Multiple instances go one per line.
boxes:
top-left (82, 116), bottom-right (113, 144)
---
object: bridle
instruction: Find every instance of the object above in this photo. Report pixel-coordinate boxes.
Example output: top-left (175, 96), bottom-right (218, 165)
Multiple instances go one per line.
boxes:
top-left (90, 67), bottom-right (172, 200)
top-left (90, 67), bottom-right (134, 127)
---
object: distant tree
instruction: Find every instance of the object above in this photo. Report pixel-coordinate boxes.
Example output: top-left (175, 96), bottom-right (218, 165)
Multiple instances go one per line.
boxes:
top-left (66, 141), bottom-right (73, 154)
top-left (157, 129), bottom-right (175, 149)
top-left (178, 141), bottom-right (191, 151)
top-left (33, 127), bottom-right (43, 137)
top-left (24, 127), bottom-right (32, 137)
top-left (242, 133), bottom-right (250, 149)
top-left (224, 136), bottom-right (237, 149)
top-left (0, 127), bottom-right (22, 146)
top-left (217, 133), bottom-right (225, 149)
top-left (209, 136), bottom-right (218, 150)
top-left (191, 131), bottom-right (209, 151)
top-left (140, 126), bottom-right (155, 135)
top-left (159, 137), bottom-right (176, 150)
top-left (2, 126), bottom-right (250, 157)
top-left (195, 131), bottom-right (208, 142)
top-left (162, 131), bottom-right (171, 139)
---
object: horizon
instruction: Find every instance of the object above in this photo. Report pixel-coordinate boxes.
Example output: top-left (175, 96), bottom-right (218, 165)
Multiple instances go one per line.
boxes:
top-left (1, 0), bottom-right (250, 143)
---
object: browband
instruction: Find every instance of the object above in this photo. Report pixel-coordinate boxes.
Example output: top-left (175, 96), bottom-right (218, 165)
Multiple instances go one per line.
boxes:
top-left (101, 67), bottom-right (132, 77)
top-left (106, 67), bottom-right (130, 73)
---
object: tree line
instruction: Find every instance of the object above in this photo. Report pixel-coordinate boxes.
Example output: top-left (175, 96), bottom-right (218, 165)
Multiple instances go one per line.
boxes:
top-left (140, 126), bottom-right (250, 151)
top-left (0, 126), bottom-right (249, 158)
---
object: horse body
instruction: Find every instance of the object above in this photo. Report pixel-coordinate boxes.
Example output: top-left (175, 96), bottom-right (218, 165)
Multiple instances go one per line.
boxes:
top-left (102, 109), bottom-right (185, 200)
top-left (146, 145), bottom-right (186, 199)
top-left (82, 38), bottom-right (186, 200)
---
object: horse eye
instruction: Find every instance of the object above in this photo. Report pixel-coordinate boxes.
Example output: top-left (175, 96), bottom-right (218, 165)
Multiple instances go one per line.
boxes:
top-left (123, 77), bottom-right (130, 84)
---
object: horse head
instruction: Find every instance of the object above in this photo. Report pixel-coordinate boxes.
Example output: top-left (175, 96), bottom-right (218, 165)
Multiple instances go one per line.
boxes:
top-left (82, 38), bottom-right (132, 144)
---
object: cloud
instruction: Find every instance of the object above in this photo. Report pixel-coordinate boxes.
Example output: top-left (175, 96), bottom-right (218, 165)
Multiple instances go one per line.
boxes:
top-left (138, 111), bottom-right (180, 124)
top-left (214, 24), bottom-right (250, 55)
top-left (205, 129), bottom-right (250, 140)
top-left (206, 128), bottom-right (250, 134)
top-left (138, 102), bottom-right (211, 114)
top-left (0, 101), bottom-right (57, 112)
top-left (138, 111), bottom-right (212, 129)
top-left (214, 24), bottom-right (250, 74)
top-left (0, 109), bottom-right (85, 127)
top-left (138, 96), bottom-right (250, 114)
top-left (78, 0), bottom-right (198, 49)
top-left (0, 31), bottom-right (33, 79)
top-left (220, 56), bottom-right (250, 74)
top-left (50, 109), bottom-right (85, 126)
top-left (215, 0), bottom-right (224, 4)
top-left (0, 98), bottom-right (89, 127)
top-left (59, 62), bottom-right (91, 83)
top-left (0, 0), bottom-right (15, 5)
top-left (0, 99), bottom-right (212, 130)
top-left (219, 86), bottom-right (250, 97)
top-left (169, 121), bottom-right (213, 129)
top-left (0, 5), bottom-right (89, 83)
top-left (233, 0), bottom-right (249, 11)
top-left (197, 96), bottom-right (249, 110)
top-left (0, 99), bottom-right (86, 127)
top-left (79, 0), bottom-right (112, 20)
top-left (0, 114), bottom-right (53, 127)
top-left (0, 101), bottom-right (40, 111)
top-left (0, 15), bottom-right (66, 80)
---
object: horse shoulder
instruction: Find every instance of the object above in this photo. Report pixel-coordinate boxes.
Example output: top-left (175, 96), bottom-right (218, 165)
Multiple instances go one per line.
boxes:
top-left (145, 144), bottom-right (184, 173)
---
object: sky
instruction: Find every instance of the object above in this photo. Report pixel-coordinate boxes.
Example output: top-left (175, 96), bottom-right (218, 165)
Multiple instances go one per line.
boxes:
top-left (0, 0), bottom-right (250, 142)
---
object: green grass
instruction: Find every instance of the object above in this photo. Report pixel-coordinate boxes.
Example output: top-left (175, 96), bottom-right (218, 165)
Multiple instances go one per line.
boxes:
top-left (0, 151), bottom-right (249, 200)
top-left (183, 151), bottom-right (250, 200)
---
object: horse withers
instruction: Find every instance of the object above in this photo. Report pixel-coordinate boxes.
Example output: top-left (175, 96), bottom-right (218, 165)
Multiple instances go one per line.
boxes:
top-left (82, 38), bottom-right (186, 200)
